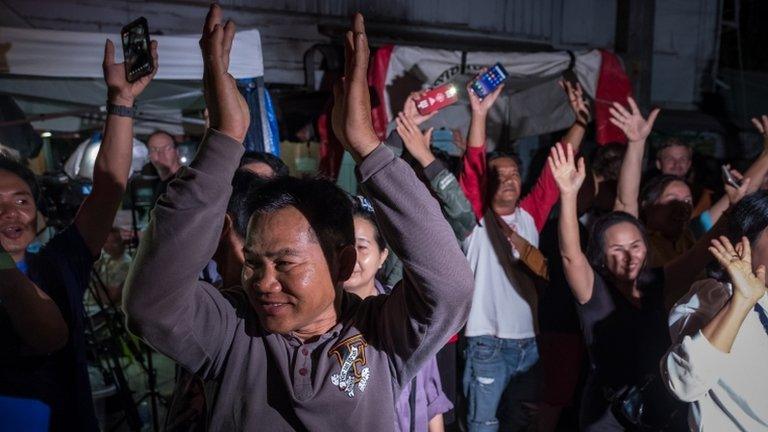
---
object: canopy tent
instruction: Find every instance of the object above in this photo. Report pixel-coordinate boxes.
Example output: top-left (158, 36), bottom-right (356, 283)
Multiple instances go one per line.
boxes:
top-left (0, 26), bottom-right (278, 156)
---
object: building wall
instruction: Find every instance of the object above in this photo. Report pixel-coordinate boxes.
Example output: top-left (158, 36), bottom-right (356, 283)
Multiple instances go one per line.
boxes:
top-left (0, 0), bottom-right (719, 106)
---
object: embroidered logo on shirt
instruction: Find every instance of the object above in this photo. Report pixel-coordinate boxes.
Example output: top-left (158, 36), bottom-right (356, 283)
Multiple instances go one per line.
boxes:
top-left (328, 334), bottom-right (370, 398)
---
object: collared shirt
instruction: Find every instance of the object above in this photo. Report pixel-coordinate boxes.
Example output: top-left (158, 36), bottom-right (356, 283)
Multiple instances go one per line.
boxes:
top-left (123, 131), bottom-right (474, 430)
top-left (663, 278), bottom-right (768, 431)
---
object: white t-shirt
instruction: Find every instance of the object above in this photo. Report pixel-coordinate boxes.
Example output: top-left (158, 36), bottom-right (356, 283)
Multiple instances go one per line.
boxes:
top-left (463, 210), bottom-right (539, 339)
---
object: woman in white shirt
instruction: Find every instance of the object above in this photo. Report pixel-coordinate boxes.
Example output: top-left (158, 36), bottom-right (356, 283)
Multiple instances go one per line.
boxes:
top-left (663, 190), bottom-right (768, 431)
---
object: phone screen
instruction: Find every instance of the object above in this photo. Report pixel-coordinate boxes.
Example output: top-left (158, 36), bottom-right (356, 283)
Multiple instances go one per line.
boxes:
top-left (470, 63), bottom-right (509, 99)
top-left (122, 17), bottom-right (153, 83)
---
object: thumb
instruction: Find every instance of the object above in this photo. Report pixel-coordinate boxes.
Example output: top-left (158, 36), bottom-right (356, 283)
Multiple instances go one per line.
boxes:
top-left (647, 108), bottom-right (661, 127)
top-left (103, 39), bottom-right (115, 66)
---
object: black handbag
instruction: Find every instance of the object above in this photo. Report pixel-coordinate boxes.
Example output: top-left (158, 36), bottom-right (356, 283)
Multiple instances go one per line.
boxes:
top-left (609, 373), bottom-right (686, 431)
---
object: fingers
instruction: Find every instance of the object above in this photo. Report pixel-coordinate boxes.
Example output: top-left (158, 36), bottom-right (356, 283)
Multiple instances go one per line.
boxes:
top-left (577, 156), bottom-right (586, 176)
top-left (626, 96), bottom-right (640, 115)
top-left (565, 142), bottom-right (574, 165)
top-left (222, 19), bottom-right (236, 68)
top-left (148, 40), bottom-right (159, 76)
top-left (612, 101), bottom-right (631, 119)
top-left (204, 3), bottom-right (222, 35)
top-left (350, 14), bottom-right (369, 84)
top-left (424, 127), bottom-right (434, 144)
top-left (103, 39), bottom-right (115, 67)
top-left (647, 108), bottom-right (661, 127)
top-left (741, 236), bottom-right (752, 262)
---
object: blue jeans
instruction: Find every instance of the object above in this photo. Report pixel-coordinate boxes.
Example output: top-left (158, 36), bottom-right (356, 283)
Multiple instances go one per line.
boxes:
top-left (463, 336), bottom-right (541, 432)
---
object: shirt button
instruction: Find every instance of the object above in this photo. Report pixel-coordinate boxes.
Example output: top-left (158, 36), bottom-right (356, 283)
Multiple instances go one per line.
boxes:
top-left (301, 348), bottom-right (309, 356)
top-left (299, 368), bottom-right (308, 376)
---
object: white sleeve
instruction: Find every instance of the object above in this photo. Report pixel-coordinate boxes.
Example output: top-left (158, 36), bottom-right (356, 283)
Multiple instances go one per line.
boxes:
top-left (663, 279), bottom-right (731, 402)
top-left (662, 331), bottom-right (731, 402)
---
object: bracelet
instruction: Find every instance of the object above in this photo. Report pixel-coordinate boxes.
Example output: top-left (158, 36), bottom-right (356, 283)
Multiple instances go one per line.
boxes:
top-left (107, 103), bottom-right (136, 118)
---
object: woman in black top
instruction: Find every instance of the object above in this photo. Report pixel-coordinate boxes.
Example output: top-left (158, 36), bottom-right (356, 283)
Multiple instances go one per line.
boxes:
top-left (549, 141), bottom-right (673, 430)
top-left (546, 98), bottom-right (730, 430)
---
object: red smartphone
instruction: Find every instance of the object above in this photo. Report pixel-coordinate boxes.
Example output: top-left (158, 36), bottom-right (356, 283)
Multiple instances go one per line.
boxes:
top-left (415, 83), bottom-right (458, 115)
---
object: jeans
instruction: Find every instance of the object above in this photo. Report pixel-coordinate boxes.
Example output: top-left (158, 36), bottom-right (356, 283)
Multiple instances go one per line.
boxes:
top-left (463, 336), bottom-right (541, 432)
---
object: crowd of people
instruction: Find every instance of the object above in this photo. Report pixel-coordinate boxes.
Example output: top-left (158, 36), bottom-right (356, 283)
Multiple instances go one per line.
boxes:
top-left (1, 4), bottom-right (767, 432)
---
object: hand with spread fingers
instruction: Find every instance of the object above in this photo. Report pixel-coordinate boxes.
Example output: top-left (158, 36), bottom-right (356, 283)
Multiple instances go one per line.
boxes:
top-left (396, 112), bottom-right (434, 167)
top-left (548, 142), bottom-right (586, 197)
top-left (103, 38), bottom-right (158, 106)
top-left (200, 4), bottom-right (250, 143)
top-left (709, 236), bottom-right (768, 305)
top-left (560, 79), bottom-right (591, 125)
top-left (609, 96), bottom-right (660, 144)
top-left (331, 13), bottom-right (380, 162)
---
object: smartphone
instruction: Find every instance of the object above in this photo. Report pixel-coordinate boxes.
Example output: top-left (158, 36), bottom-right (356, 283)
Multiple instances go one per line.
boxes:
top-left (121, 17), bottom-right (154, 83)
top-left (721, 165), bottom-right (741, 189)
top-left (431, 128), bottom-right (462, 157)
top-left (469, 63), bottom-right (509, 99)
top-left (415, 83), bottom-right (459, 115)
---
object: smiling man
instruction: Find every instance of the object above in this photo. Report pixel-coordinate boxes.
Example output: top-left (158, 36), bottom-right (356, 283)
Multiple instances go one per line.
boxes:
top-left (123, 5), bottom-right (474, 430)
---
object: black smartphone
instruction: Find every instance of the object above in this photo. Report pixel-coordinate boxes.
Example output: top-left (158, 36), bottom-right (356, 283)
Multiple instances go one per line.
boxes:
top-left (721, 165), bottom-right (741, 189)
top-left (121, 17), bottom-right (153, 83)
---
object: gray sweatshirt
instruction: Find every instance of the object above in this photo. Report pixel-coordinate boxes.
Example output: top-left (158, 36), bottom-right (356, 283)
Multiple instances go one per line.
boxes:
top-left (123, 129), bottom-right (474, 431)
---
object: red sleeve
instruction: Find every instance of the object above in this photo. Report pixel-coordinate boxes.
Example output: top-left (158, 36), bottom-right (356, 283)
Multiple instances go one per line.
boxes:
top-left (459, 144), bottom-right (486, 220)
top-left (519, 162), bottom-right (560, 232)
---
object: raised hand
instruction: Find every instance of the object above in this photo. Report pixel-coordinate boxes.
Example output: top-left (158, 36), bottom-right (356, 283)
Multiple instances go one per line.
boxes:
top-left (547, 142), bottom-right (585, 196)
top-left (396, 112), bottom-right (434, 167)
top-left (331, 13), bottom-right (380, 162)
top-left (402, 90), bottom-right (437, 126)
top-left (103, 38), bottom-right (158, 106)
top-left (200, 4), bottom-right (250, 143)
top-left (466, 68), bottom-right (504, 117)
top-left (709, 236), bottom-right (767, 305)
top-left (723, 165), bottom-right (751, 205)
top-left (609, 96), bottom-right (660, 144)
top-left (560, 79), bottom-right (590, 125)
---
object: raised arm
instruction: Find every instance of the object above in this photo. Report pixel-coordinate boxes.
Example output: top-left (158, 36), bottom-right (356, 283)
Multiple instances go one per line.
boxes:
top-left (517, 81), bottom-right (591, 232)
top-left (1, 246), bottom-right (68, 354)
top-left (706, 167), bottom-right (750, 225)
top-left (549, 143), bottom-right (594, 304)
top-left (74, 39), bottom-right (158, 257)
top-left (459, 76), bottom-right (504, 219)
top-left (332, 14), bottom-right (474, 385)
top-left (123, 4), bottom-right (250, 377)
top-left (396, 112), bottom-right (477, 240)
top-left (609, 97), bottom-right (660, 217)
top-left (663, 237), bottom-right (767, 402)
top-left (560, 79), bottom-right (590, 154)
top-left (708, 117), bottom-right (768, 225)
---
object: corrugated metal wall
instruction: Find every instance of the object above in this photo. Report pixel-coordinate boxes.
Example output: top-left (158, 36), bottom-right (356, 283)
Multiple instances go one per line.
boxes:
top-left (0, 0), bottom-right (718, 107)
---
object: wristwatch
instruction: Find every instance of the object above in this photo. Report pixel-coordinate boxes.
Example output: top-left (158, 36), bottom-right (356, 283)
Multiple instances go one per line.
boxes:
top-left (107, 103), bottom-right (136, 118)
